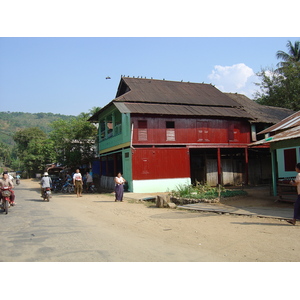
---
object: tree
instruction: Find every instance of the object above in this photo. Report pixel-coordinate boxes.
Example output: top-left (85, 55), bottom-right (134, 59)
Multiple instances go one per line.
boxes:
top-left (13, 127), bottom-right (56, 176)
top-left (254, 40), bottom-right (300, 111)
top-left (276, 40), bottom-right (300, 69)
top-left (13, 127), bottom-right (47, 154)
top-left (49, 115), bottom-right (98, 168)
top-left (0, 142), bottom-right (12, 167)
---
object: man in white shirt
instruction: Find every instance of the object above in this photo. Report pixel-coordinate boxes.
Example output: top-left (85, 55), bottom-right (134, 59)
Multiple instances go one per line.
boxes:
top-left (73, 169), bottom-right (83, 197)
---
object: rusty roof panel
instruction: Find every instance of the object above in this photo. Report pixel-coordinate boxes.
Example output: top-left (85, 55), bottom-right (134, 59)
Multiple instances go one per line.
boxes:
top-left (115, 77), bottom-right (241, 107)
top-left (114, 102), bottom-right (252, 119)
top-left (225, 93), bottom-right (295, 124)
top-left (251, 125), bottom-right (300, 145)
top-left (258, 110), bottom-right (300, 134)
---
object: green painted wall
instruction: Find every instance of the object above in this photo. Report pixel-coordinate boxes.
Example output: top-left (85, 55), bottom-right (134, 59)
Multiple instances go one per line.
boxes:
top-left (98, 106), bottom-right (131, 153)
top-left (268, 138), bottom-right (300, 196)
top-left (122, 148), bottom-right (132, 192)
top-left (270, 138), bottom-right (300, 178)
top-left (96, 105), bottom-right (133, 191)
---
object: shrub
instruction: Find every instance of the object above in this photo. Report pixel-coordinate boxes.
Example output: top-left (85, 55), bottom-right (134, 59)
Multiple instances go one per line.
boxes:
top-left (170, 183), bottom-right (247, 201)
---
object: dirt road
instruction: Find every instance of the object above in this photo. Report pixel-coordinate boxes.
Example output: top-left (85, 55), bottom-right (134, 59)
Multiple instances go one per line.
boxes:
top-left (1, 179), bottom-right (300, 262)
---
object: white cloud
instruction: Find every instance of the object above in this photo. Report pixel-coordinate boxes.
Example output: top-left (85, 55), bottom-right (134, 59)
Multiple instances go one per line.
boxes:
top-left (208, 63), bottom-right (258, 99)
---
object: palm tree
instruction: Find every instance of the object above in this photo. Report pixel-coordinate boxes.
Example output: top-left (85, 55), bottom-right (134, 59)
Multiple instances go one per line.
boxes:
top-left (276, 40), bottom-right (300, 69)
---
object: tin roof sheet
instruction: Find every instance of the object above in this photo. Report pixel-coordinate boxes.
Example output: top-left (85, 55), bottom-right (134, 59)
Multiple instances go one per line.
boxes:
top-left (114, 102), bottom-right (251, 118)
top-left (250, 125), bottom-right (300, 145)
top-left (115, 77), bottom-right (242, 107)
top-left (225, 93), bottom-right (295, 124)
top-left (258, 110), bottom-right (300, 134)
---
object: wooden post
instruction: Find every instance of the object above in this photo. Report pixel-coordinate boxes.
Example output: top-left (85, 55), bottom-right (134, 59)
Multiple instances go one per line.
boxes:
top-left (217, 148), bottom-right (221, 185)
top-left (113, 153), bottom-right (117, 176)
top-left (244, 147), bottom-right (249, 185)
top-left (271, 149), bottom-right (277, 196)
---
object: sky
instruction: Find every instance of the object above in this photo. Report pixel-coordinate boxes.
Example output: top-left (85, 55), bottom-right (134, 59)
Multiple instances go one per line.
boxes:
top-left (0, 2), bottom-right (299, 117)
top-left (1, 36), bottom-right (299, 116)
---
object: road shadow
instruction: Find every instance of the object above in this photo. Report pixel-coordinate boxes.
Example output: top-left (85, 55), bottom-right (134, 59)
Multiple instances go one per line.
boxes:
top-left (15, 187), bottom-right (40, 193)
top-left (231, 221), bottom-right (294, 227)
top-left (150, 211), bottom-right (216, 219)
top-left (93, 201), bottom-right (117, 203)
top-left (24, 198), bottom-right (47, 202)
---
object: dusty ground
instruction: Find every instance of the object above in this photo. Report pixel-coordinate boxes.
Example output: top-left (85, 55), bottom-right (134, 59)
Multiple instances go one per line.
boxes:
top-left (218, 185), bottom-right (293, 208)
top-left (2, 179), bottom-right (300, 262)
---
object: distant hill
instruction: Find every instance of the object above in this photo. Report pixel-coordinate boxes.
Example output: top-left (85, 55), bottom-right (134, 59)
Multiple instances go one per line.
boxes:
top-left (0, 111), bottom-right (75, 146)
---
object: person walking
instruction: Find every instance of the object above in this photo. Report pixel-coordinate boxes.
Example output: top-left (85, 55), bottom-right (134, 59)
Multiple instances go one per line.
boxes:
top-left (85, 171), bottom-right (93, 192)
top-left (73, 169), bottom-right (83, 197)
top-left (114, 172), bottom-right (126, 202)
top-left (40, 172), bottom-right (52, 198)
top-left (287, 163), bottom-right (300, 225)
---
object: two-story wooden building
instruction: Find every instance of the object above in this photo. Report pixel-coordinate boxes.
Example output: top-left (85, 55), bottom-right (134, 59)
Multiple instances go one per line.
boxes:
top-left (89, 77), bottom-right (294, 193)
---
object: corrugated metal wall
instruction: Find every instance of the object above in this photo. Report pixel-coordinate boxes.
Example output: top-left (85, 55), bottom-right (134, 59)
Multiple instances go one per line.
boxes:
top-left (131, 147), bottom-right (190, 180)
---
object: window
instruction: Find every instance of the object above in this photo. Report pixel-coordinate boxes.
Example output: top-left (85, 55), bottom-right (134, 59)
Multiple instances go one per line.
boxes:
top-left (138, 120), bottom-right (148, 141)
top-left (106, 114), bottom-right (113, 138)
top-left (100, 120), bottom-right (106, 140)
top-left (166, 121), bottom-right (175, 141)
top-left (284, 148), bottom-right (297, 171)
top-left (99, 111), bottom-right (122, 140)
top-left (197, 121), bottom-right (209, 142)
top-left (114, 111), bottom-right (122, 135)
top-left (228, 123), bottom-right (238, 141)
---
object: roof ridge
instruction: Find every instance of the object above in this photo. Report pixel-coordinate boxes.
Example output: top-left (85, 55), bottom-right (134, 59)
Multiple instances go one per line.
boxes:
top-left (122, 76), bottom-right (211, 85)
top-left (113, 99), bottom-right (243, 108)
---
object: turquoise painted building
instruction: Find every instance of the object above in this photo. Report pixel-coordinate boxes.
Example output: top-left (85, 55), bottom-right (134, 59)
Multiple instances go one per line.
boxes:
top-left (252, 111), bottom-right (300, 196)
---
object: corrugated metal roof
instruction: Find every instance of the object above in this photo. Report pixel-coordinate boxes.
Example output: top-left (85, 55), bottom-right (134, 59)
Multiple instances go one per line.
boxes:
top-left (250, 125), bottom-right (300, 145)
top-left (258, 110), bottom-right (300, 134)
top-left (114, 102), bottom-right (252, 118)
top-left (115, 77), bottom-right (241, 107)
top-left (225, 93), bottom-right (295, 124)
top-left (89, 77), bottom-right (293, 123)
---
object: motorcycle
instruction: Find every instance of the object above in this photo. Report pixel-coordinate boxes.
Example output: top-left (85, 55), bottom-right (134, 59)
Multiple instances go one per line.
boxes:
top-left (88, 184), bottom-right (97, 193)
top-left (52, 178), bottom-right (63, 193)
top-left (43, 187), bottom-right (52, 201)
top-left (83, 183), bottom-right (96, 193)
top-left (61, 181), bottom-right (74, 193)
top-left (1, 187), bottom-right (12, 214)
top-left (16, 178), bottom-right (20, 185)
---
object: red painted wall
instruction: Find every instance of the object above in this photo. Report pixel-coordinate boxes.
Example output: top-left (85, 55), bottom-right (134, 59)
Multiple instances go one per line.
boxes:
top-left (131, 116), bottom-right (251, 146)
top-left (131, 147), bottom-right (190, 180)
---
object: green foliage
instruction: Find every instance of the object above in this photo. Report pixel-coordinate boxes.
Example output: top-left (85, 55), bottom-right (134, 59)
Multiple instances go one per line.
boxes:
top-left (49, 115), bottom-right (98, 167)
top-left (170, 183), bottom-right (247, 200)
top-left (254, 40), bottom-right (300, 111)
top-left (12, 127), bottom-right (56, 176)
top-left (254, 63), bottom-right (300, 111)
top-left (10, 157), bottom-right (23, 171)
top-left (1, 109), bottom-right (100, 175)
top-left (0, 142), bottom-right (12, 166)
top-left (13, 127), bottom-right (47, 154)
top-left (276, 40), bottom-right (300, 69)
top-left (0, 111), bottom-right (74, 146)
